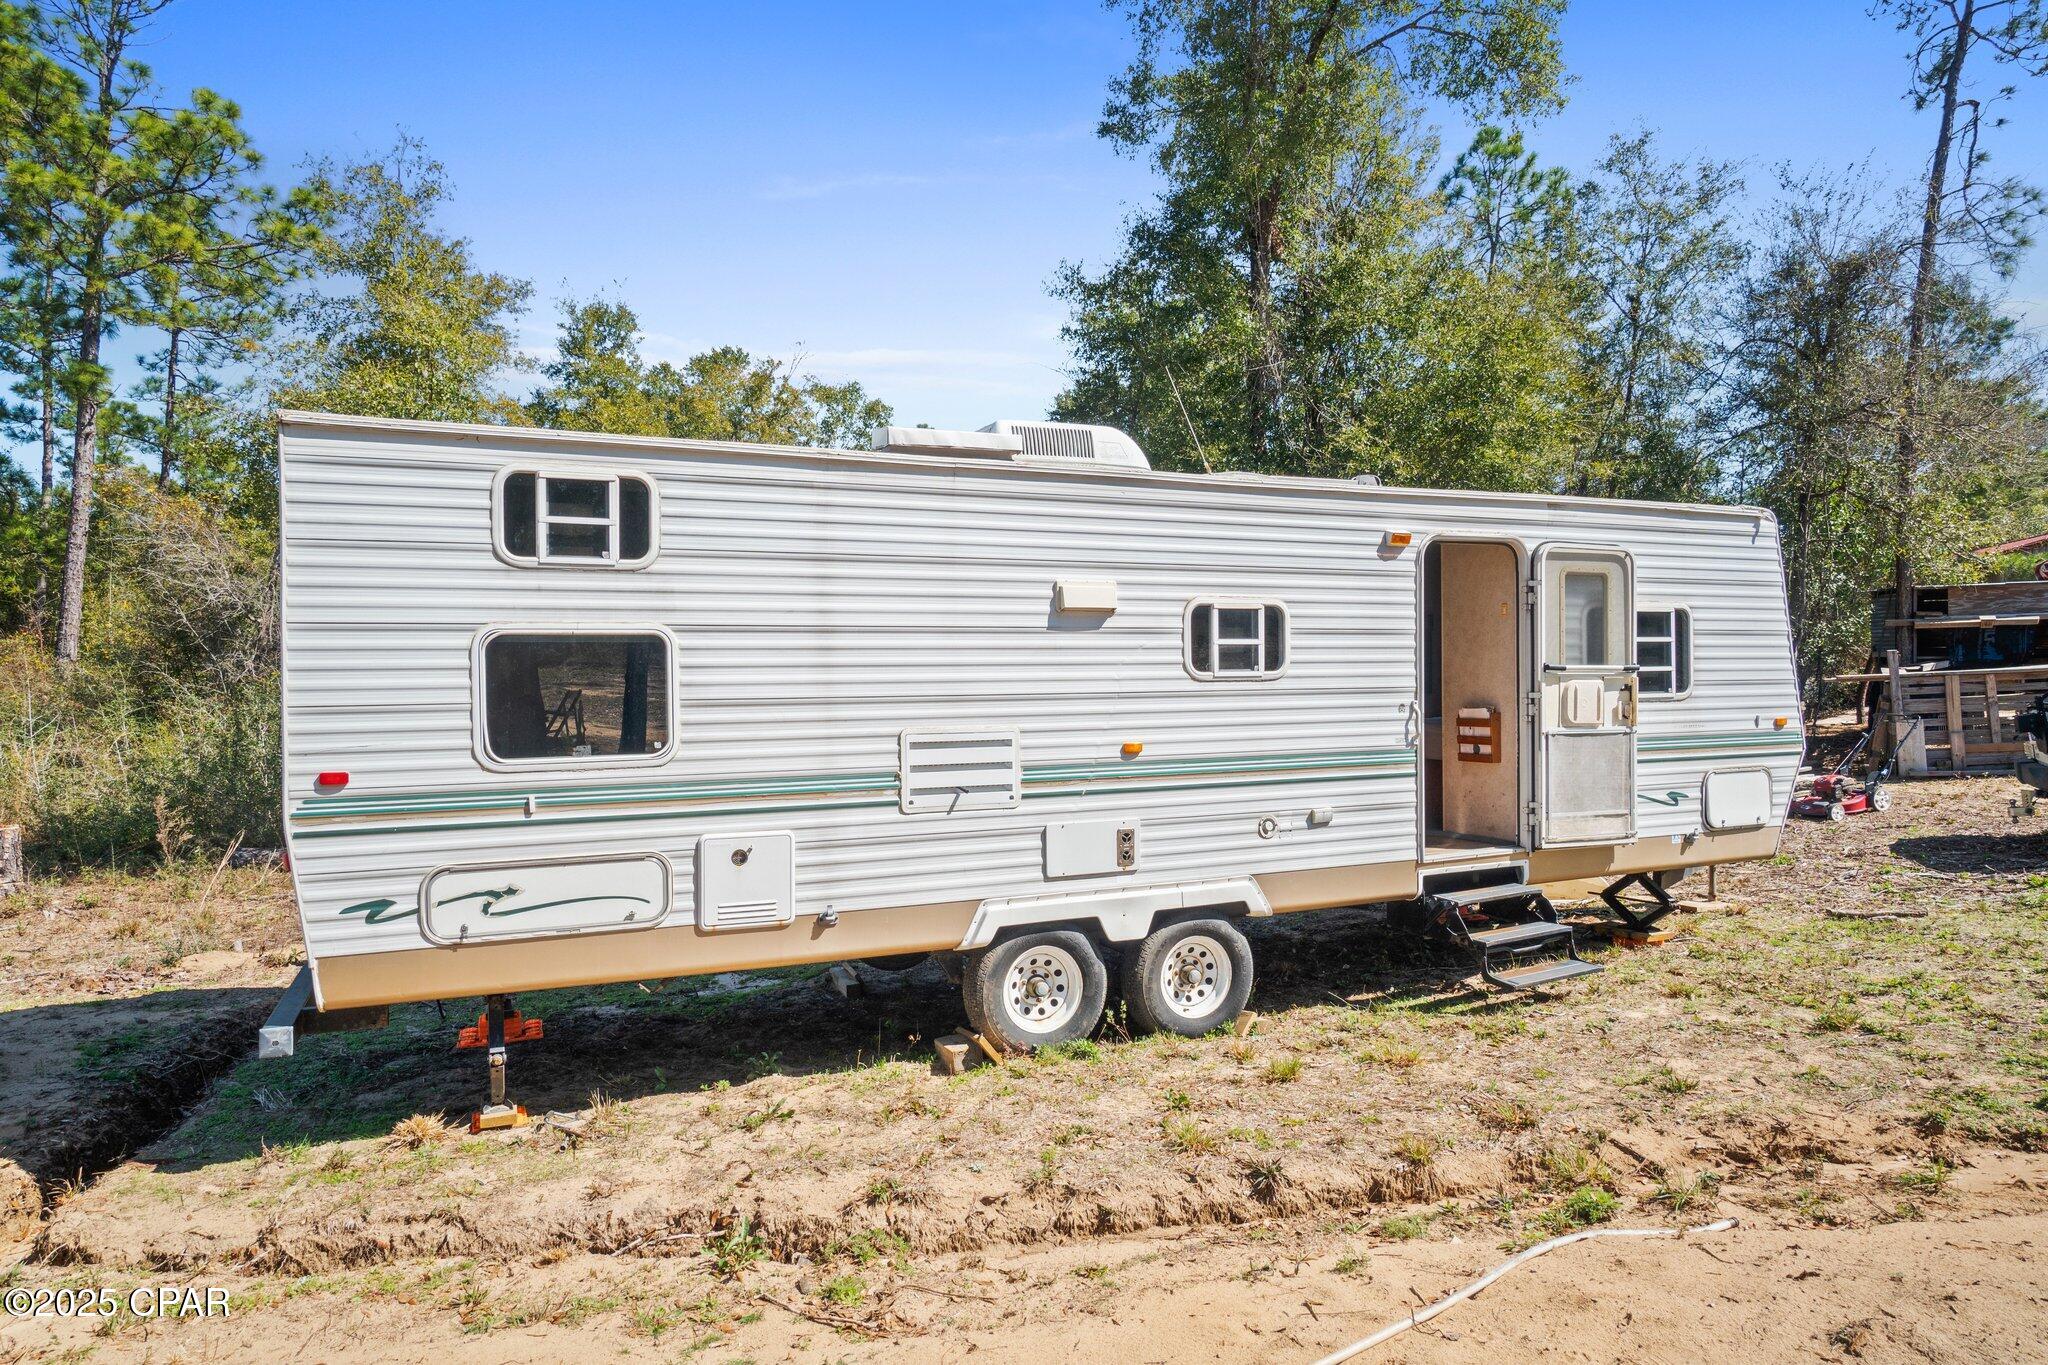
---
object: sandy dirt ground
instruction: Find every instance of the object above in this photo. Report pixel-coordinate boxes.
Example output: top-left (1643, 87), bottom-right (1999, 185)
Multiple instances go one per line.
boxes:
top-left (1, 774), bottom-right (2045, 1362)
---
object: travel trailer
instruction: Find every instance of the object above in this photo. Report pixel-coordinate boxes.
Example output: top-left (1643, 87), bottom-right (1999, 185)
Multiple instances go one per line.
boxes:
top-left (264, 411), bottom-right (1803, 1088)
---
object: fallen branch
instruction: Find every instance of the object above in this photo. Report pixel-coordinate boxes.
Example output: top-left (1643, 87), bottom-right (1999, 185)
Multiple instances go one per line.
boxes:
top-left (1825, 907), bottom-right (1931, 920)
top-left (761, 1293), bottom-right (897, 1339)
top-left (607, 1228), bottom-right (708, 1257)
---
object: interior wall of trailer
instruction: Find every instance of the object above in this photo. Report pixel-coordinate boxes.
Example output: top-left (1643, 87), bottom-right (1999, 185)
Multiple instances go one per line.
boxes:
top-left (1432, 541), bottom-right (1521, 846)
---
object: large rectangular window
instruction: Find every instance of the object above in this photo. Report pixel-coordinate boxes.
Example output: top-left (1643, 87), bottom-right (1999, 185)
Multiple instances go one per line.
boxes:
top-left (481, 632), bottom-right (671, 763)
top-left (1635, 607), bottom-right (1692, 696)
top-left (1185, 600), bottom-right (1288, 680)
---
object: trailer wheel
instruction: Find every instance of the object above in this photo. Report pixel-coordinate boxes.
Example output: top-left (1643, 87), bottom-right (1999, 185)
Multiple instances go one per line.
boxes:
top-left (1120, 917), bottom-right (1255, 1038)
top-left (963, 931), bottom-right (1108, 1052)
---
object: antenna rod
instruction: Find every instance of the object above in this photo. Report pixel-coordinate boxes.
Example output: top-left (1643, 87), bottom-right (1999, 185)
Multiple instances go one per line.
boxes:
top-left (1163, 366), bottom-right (1213, 474)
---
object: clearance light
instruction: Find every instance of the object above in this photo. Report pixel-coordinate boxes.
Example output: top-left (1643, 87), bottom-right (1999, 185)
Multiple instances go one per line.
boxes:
top-left (1773, 717), bottom-right (1789, 730)
top-left (1121, 742), bottom-right (1144, 757)
top-left (1382, 531), bottom-right (1413, 550)
top-left (316, 771), bottom-right (350, 790)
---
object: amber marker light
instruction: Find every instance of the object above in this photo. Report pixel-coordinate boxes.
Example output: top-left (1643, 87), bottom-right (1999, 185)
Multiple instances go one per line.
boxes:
top-left (1121, 742), bottom-right (1144, 757)
top-left (1382, 531), bottom-right (1413, 550)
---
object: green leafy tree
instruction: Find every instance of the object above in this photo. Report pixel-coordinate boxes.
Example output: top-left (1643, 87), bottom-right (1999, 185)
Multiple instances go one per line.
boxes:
top-left (1055, 0), bottom-right (1566, 471)
top-left (527, 295), bottom-right (891, 446)
top-left (1728, 172), bottom-right (2046, 698)
top-left (1873, 0), bottom-right (2048, 608)
top-left (0, 0), bottom-right (318, 661)
top-left (1569, 132), bottom-right (1745, 501)
top-left (524, 296), bottom-right (664, 435)
top-left (1439, 124), bottom-right (1575, 280)
top-left (279, 139), bottom-right (532, 424)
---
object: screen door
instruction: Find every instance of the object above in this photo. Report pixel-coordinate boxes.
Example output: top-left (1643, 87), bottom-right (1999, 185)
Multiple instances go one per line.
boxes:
top-left (1532, 546), bottom-right (1637, 846)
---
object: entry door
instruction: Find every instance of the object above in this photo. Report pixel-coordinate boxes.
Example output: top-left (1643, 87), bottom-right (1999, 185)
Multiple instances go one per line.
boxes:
top-left (1531, 546), bottom-right (1637, 847)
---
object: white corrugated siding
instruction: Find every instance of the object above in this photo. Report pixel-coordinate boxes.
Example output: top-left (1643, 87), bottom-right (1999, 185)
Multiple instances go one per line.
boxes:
top-left (278, 418), bottom-right (1800, 968)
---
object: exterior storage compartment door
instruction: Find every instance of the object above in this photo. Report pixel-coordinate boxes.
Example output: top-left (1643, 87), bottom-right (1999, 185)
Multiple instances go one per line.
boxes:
top-left (1532, 546), bottom-right (1637, 847)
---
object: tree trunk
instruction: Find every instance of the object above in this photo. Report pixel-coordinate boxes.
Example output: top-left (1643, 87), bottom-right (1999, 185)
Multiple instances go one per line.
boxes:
top-left (1893, 0), bottom-right (1972, 614)
top-left (1247, 191), bottom-right (1283, 467)
top-left (38, 362), bottom-right (55, 496)
top-left (158, 323), bottom-right (180, 487)
top-left (31, 355), bottom-right (54, 644)
top-left (55, 292), bottom-right (100, 664)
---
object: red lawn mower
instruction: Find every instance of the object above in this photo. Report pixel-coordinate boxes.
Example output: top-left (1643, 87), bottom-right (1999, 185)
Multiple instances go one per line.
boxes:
top-left (1791, 719), bottom-right (1921, 822)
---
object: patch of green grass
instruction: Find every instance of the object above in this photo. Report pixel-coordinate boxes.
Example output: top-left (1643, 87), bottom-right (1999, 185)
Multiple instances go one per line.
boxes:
top-left (1266, 1055), bottom-right (1304, 1083)
top-left (1162, 1116), bottom-right (1220, 1154)
top-left (1893, 1160), bottom-right (1952, 1193)
top-left (1378, 1213), bottom-right (1427, 1240)
top-left (819, 1275), bottom-right (865, 1307)
top-left (1650, 1171), bottom-right (1720, 1213)
top-left (1393, 1133), bottom-right (1440, 1167)
top-left (1537, 1186), bottom-right (1619, 1234)
top-left (707, 1218), bottom-right (767, 1278)
top-left (1039, 1039), bottom-right (1102, 1063)
top-left (1637, 1064), bottom-right (1699, 1095)
top-left (831, 1228), bottom-right (910, 1270)
top-left (738, 1100), bottom-right (794, 1133)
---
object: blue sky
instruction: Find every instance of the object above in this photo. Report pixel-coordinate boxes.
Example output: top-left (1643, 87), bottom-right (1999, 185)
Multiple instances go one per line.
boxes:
top-left (26, 0), bottom-right (2048, 443)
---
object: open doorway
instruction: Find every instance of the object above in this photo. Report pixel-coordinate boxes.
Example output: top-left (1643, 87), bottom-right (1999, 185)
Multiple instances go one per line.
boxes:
top-left (1421, 540), bottom-right (1524, 860)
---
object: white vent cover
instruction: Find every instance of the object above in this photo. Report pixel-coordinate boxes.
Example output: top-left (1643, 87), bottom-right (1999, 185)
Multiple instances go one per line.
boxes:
top-left (899, 728), bottom-right (1022, 814)
top-left (981, 420), bottom-right (1149, 468)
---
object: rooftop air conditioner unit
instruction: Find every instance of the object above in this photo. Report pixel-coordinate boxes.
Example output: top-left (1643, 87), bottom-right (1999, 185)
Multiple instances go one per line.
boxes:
top-left (980, 420), bottom-right (1149, 469)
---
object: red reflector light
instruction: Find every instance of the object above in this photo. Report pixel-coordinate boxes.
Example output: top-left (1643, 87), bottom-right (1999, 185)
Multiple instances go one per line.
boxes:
top-left (316, 772), bottom-right (349, 790)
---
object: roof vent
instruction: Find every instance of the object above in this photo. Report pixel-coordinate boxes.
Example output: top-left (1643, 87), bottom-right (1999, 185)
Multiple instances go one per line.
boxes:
top-left (981, 420), bottom-right (1149, 469)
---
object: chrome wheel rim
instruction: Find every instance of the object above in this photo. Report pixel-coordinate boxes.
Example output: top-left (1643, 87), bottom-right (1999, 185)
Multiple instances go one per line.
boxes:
top-left (1004, 945), bottom-right (1083, 1034)
top-left (1159, 935), bottom-right (1231, 1019)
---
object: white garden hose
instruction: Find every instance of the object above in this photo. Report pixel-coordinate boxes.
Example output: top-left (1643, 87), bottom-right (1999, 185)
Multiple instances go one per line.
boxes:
top-left (1309, 1217), bottom-right (1738, 1364)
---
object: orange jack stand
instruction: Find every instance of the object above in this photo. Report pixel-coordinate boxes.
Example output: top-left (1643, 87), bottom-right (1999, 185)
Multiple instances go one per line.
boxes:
top-left (464, 994), bottom-right (537, 1133)
top-left (456, 1010), bottom-right (543, 1050)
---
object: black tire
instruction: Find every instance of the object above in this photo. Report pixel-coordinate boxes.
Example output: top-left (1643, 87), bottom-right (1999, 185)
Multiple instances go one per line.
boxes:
top-left (963, 930), bottom-right (1109, 1053)
top-left (1120, 917), bottom-right (1255, 1038)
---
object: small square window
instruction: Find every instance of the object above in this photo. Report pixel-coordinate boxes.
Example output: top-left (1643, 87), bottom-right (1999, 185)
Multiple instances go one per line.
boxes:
top-left (1635, 607), bottom-right (1692, 697)
top-left (1186, 600), bottom-right (1289, 680)
top-left (495, 468), bottom-right (656, 568)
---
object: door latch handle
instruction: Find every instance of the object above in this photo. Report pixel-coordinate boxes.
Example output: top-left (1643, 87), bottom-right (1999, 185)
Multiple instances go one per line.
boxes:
top-left (1401, 698), bottom-right (1422, 748)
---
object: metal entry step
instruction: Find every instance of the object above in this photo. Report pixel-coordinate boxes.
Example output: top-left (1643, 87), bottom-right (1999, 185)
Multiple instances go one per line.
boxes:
top-left (1430, 880), bottom-right (1544, 909)
top-left (1422, 883), bottom-right (1604, 993)
top-left (1466, 920), bottom-right (1575, 952)
top-left (1491, 957), bottom-right (1605, 990)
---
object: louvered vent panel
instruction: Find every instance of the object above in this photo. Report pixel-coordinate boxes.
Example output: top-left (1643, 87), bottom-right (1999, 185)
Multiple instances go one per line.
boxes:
top-left (1015, 423), bottom-right (1098, 461)
top-left (899, 728), bottom-right (1023, 814)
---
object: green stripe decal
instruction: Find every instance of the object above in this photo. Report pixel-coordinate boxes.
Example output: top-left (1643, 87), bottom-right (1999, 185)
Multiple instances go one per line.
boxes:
top-left (290, 763), bottom-right (1416, 841)
top-left (289, 748), bottom-right (1416, 823)
top-left (287, 730), bottom-right (1799, 837)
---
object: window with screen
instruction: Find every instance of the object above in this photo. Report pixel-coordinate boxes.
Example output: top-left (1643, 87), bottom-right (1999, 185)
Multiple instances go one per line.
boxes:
top-left (480, 632), bottom-right (671, 763)
top-left (1559, 571), bottom-right (1613, 666)
top-left (1636, 608), bottom-right (1692, 696)
top-left (1185, 601), bottom-right (1288, 680)
top-left (496, 469), bottom-right (656, 567)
